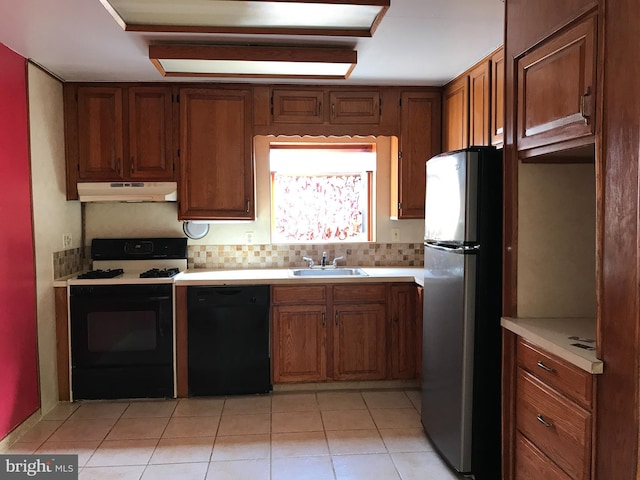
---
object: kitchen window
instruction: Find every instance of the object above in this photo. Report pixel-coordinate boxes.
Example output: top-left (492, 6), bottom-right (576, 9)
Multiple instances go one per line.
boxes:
top-left (270, 143), bottom-right (376, 243)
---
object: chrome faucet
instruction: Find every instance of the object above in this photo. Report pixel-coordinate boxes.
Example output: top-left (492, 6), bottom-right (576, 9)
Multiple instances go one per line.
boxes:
top-left (321, 251), bottom-right (327, 267)
top-left (332, 256), bottom-right (344, 267)
top-left (302, 256), bottom-right (315, 268)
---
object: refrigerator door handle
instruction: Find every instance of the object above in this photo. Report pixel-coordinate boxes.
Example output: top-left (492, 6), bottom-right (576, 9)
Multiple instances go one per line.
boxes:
top-left (425, 241), bottom-right (480, 254)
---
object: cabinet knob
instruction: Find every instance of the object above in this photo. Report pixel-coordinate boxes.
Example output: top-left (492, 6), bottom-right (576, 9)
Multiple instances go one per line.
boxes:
top-left (245, 199), bottom-right (250, 213)
top-left (130, 157), bottom-right (134, 175)
top-left (116, 159), bottom-right (121, 173)
top-left (335, 312), bottom-right (339, 326)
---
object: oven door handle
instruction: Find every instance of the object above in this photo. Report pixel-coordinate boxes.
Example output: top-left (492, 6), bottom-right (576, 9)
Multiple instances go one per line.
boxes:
top-left (72, 294), bottom-right (172, 302)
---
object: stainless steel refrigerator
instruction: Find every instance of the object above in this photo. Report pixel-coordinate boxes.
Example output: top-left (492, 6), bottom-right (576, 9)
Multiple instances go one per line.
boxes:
top-left (421, 146), bottom-right (502, 479)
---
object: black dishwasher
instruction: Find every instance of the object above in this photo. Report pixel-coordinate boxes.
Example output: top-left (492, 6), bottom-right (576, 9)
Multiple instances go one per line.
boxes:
top-left (187, 285), bottom-right (271, 396)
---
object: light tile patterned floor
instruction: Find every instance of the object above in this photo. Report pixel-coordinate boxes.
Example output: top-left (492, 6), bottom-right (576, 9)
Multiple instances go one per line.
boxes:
top-left (5, 389), bottom-right (466, 480)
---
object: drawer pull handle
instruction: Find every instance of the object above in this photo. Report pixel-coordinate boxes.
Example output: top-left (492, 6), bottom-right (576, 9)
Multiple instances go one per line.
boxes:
top-left (322, 312), bottom-right (326, 327)
top-left (536, 414), bottom-right (554, 428)
top-left (537, 361), bottom-right (556, 373)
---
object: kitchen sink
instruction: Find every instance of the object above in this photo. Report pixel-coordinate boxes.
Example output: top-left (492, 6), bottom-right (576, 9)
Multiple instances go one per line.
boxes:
top-left (290, 268), bottom-right (368, 277)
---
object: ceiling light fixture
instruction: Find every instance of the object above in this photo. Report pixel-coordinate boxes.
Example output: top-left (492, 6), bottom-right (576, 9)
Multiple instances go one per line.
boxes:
top-left (149, 44), bottom-right (357, 79)
top-left (100, 0), bottom-right (389, 37)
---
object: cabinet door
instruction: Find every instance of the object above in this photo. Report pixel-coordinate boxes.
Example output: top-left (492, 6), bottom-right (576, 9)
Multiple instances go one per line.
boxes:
top-left (442, 76), bottom-right (469, 152)
top-left (272, 89), bottom-right (324, 124)
top-left (515, 433), bottom-right (572, 480)
top-left (333, 303), bottom-right (386, 380)
top-left (389, 284), bottom-right (417, 380)
top-left (77, 86), bottom-right (124, 180)
top-left (329, 91), bottom-right (380, 124)
top-left (397, 91), bottom-right (441, 219)
top-left (469, 60), bottom-right (491, 146)
top-left (128, 87), bottom-right (174, 180)
top-left (179, 88), bottom-right (254, 220)
top-left (272, 305), bottom-right (327, 383)
top-left (491, 47), bottom-right (505, 147)
top-left (516, 15), bottom-right (596, 152)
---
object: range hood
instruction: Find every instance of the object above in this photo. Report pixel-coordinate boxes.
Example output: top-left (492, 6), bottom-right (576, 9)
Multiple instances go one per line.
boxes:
top-left (77, 182), bottom-right (178, 202)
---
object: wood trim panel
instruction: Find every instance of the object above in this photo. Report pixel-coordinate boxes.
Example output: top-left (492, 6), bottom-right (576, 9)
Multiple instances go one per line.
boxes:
top-left (502, 330), bottom-right (517, 480)
top-left (54, 287), bottom-right (70, 402)
top-left (272, 285), bottom-right (327, 304)
top-left (332, 284), bottom-right (386, 303)
top-left (175, 286), bottom-right (188, 397)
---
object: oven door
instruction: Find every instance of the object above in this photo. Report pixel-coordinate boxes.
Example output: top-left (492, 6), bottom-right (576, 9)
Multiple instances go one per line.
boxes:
top-left (70, 283), bottom-right (174, 399)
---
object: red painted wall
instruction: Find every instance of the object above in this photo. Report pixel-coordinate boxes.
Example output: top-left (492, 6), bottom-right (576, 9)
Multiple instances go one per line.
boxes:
top-left (0, 43), bottom-right (39, 440)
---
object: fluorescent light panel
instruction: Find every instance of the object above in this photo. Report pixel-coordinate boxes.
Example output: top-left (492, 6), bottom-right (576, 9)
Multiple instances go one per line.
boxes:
top-left (100, 0), bottom-right (389, 36)
top-left (149, 44), bottom-right (357, 79)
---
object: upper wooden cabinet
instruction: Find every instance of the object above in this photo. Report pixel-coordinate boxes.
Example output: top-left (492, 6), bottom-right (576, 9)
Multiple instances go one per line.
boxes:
top-left (178, 88), bottom-right (254, 220)
top-left (393, 90), bottom-right (441, 219)
top-left (272, 89), bottom-right (324, 124)
top-left (491, 47), bottom-right (505, 147)
top-left (516, 14), bottom-right (597, 155)
top-left (442, 76), bottom-right (469, 152)
top-left (329, 90), bottom-right (381, 124)
top-left (64, 85), bottom-right (175, 199)
top-left (469, 60), bottom-right (491, 147)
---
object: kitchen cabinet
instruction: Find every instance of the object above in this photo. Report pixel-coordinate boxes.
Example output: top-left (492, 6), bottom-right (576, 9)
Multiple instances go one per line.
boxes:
top-left (442, 76), bottom-right (469, 152)
top-left (271, 89), bottom-right (324, 124)
top-left (271, 283), bottom-right (388, 383)
top-left (63, 85), bottom-right (175, 199)
top-left (516, 14), bottom-right (597, 156)
top-left (178, 87), bottom-right (254, 220)
top-left (491, 47), bottom-right (505, 147)
top-left (505, 334), bottom-right (595, 480)
top-left (328, 90), bottom-right (381, 124)
top-left (389, 284), bottom-right (418, 380)
top-left (392, 90), bottom-right (441, 219)
top-left (469, 60), bottom-right (491, 147)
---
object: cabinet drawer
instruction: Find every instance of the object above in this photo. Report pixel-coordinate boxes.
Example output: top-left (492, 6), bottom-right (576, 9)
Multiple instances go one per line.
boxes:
top-left (517, 338), bottom-right (592, 407)
top-left (332, 284), bottom-right (386, 303)
top-left (515, 432), bottom-right (572, 480)
top-left (516, 370), bottom-right (591, 480)
top-left (272, 285), bottom-right (326, 304)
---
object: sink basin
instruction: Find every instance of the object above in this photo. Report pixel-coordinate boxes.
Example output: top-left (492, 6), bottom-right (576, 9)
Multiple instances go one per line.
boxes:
top-left (290, 268), bottom-right (368, 277)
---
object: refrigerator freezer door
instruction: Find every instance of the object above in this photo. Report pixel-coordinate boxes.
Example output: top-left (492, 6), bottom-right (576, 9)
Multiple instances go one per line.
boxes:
top-left (425, 151), bottom-right (478, 243)
top-left (421, 243), bottom-right (477, 473)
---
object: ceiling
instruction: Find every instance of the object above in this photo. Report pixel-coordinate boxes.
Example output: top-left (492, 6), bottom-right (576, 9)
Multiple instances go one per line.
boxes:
top-left (0, 0), bottom-right (504, 86)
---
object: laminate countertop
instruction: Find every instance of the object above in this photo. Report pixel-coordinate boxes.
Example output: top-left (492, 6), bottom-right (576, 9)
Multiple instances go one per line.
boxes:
top-left (501, 316), bottom-right (603, 374)
top-left (174, 267), bottom-right (424, 287)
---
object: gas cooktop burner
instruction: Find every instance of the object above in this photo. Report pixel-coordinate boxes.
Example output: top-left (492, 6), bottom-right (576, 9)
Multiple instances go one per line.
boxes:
top-left (140, 268), bottom-right (180, 279)
top-left (77, 268), bottom-right (124, 279)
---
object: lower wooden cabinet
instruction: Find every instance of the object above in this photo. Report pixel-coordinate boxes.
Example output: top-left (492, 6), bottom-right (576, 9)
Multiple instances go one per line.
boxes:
top-left (271, 283), bottom-right (419, 383)
top-left (505, 334), bottom-right (595, 480)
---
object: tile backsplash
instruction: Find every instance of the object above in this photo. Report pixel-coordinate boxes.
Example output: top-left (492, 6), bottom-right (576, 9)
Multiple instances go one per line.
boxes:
top-left (188, 243), bottom-right (423, 270)
top-left (53, 247), bottom-right (87, 279)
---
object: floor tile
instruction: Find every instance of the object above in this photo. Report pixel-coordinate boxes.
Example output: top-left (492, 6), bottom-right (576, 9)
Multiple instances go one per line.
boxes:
top-left (86, 439), bottom-right (158, 467)
top-left (272, 455), bottom-right (336, 480)
top-left (379, 429), bottom-right (432, 453)
top-left (149, 436), bottom-right (214, 464)
top-left (369, 409), bottom-right (421, 430)
top-left (404, 390), bottom-right (421, 413)
top-left (210, 434), bottom-right (270, 461)
top-left (37, 439), bottom-right (101, 467)
top-left (362, 391), bottom-right (413, 409)
top-left (271, 431), bottom-right (329, 458)
top-left (49, 417), bottom-right (118, 442)
top-left (222, 396), bottom-right (271, 415)
top-left (71, 402), bottom-right (129, 419)
top-left (391, 451), bottom-right (464, 480)
top-left (316, 392), bottom-right (366, 411)
top-left (162, 416), bottom-right (221, 438)
top-left (122, 400), bottom-right (177, 418)
top-left (42, 402), bottom-right (80, 421)
top-left (3, 442), bottom-right (41, 454)
top-left (272, 393), bottom-right (319, 413)
top-left (321, 410), bottom-right (376, 431)
top-left (140, 462), bottom-right (208, 480)
top-left (174, 398), bottom-right (225, 417)
top-left (206, 458), bottom-right (270, 480)
top-left (79, 465), bottom-right (145, 480)
top-left (106, 417), bottom-right (169, 440)
top-left (332, 453), bottom-right (401, 480)
top-left (15, 420), bottom-right (63, 444)
top-left (326, 430), bottom-right (387, 455)
top-left (272, 411), bottom-right (324, 433)
top-left (217, 413), bottom-right (270, 436)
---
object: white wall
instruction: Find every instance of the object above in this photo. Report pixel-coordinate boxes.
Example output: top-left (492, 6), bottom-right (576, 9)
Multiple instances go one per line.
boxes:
top-left (86, 135), bottom-right (424, 245)
top-left (28, 64), bottom-right (82, 412)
